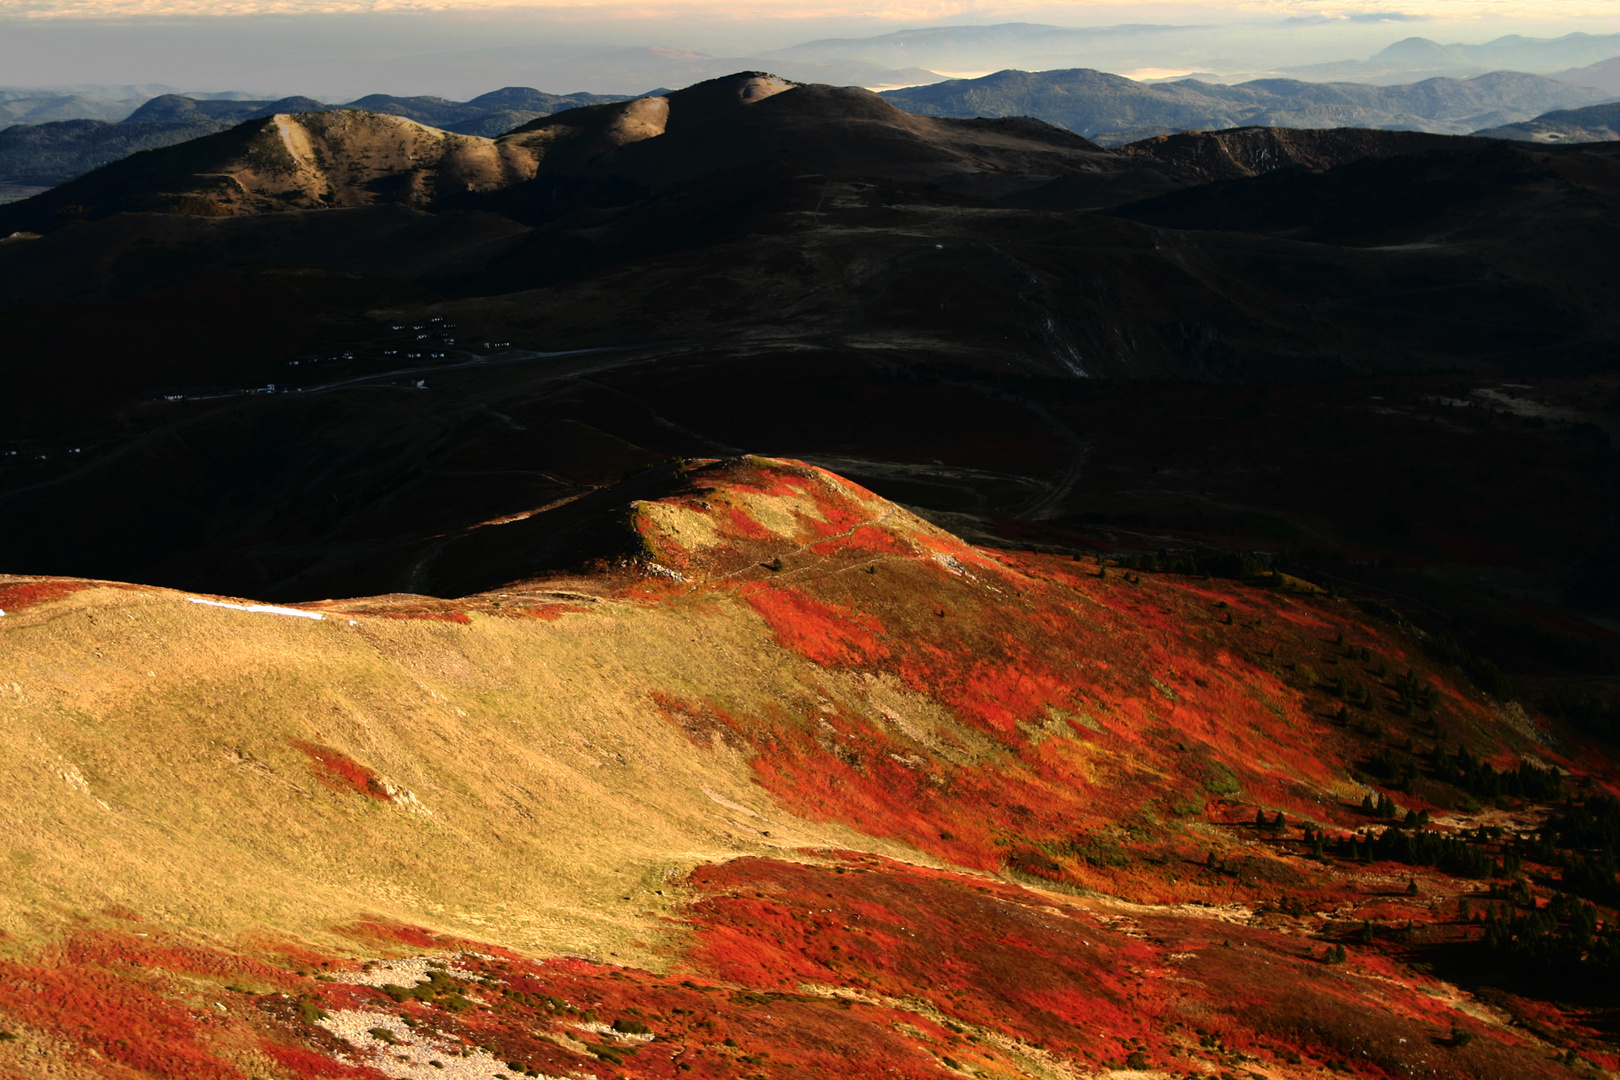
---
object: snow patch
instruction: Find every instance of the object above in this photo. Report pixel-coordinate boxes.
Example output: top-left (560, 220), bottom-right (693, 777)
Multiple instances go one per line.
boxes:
top-left (188, 597), bottom-right (324, 620)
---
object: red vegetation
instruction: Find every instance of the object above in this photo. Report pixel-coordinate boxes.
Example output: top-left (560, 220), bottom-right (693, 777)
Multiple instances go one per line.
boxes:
top-left (288, 740), bottom-right (392, 801)
top-left (0, 580), bottom-right (87, 612)
top-left (741, 582), bottom-right (890, 666)
top-left (726, 505), bottom-right (775, 540)
top-left (382, 609), bottom-right (472, 623)
top-left (808, 522), bottom-right (916, 558)
top-left (0, 865), bottom-right (1584, 1080)
top-left (518, 603), bottom-right (588, 621)
top-left (1, 459), bottom-right (1605, 1078)
top-left (63, 931), bottom-right (291, 988)
top-left (337, 919), bottom-right (522, 959)
top-left (0, 945), bottom-right (244, 1080)
top-left (678, 855), bottom-right (1570, 1080)
top-left (259, 1042), bottom-right (384, 1079)
top-left (339, 920), bottom-right (444, 950)
top-left (623, 459), bottom-right (1610, 910)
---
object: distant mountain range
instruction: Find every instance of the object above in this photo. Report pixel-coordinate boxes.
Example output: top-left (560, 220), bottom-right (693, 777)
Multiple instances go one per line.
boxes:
top-left (758, 22), bottom-right (1214, 74)
top-left (763, 24), bottom-right (1620, 89)
top-left (882, 68), bottom-right (1612, 144)
top-left (124, 87), bottom-right (623, 138)
top-left (6, 62), bottom-right (1616, 193)
top-left (0, 85), bottom-right (270, 128)
top-left (1, 88), bottom-right (150, 127)
top-left (0, 88), bottom-right (626, 188)
top-left (1280, 31), bottom-right (1620, 83)
top-left (1554, 55), bottom-right (1620, 96)
top-left (1110, 126), bottom-right (1479, 182)
top-left (1476, 101), bottom-right (1620, 144)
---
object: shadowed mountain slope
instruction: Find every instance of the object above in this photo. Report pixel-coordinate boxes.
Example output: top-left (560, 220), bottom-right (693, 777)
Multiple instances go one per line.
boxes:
top-left (881, 67), bottom-right (1612, 144)
top-left (0, 117), bottom-right (222, 188)
top-left (501, 73), bottom-right (1163, 204)
top-left (1, 74), bottom-right (1618, 695)
top-left (0, 455), bottom-right (1611, 1079)
top-left (1111, 136), bottom-right (1620, 247)
top-left (1114, 125), bottom-right (1485, 180)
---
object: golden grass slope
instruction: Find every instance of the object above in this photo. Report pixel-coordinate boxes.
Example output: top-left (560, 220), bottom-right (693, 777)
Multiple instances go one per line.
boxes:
top-left (0, 575), bottom-right (929, 968)
top-left (186, 110), bottom-right (544, 213)
top-left (0, 456), bottom-right (1579, 969)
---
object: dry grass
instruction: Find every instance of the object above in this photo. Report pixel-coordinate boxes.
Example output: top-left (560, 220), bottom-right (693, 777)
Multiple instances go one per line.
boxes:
top-left (0, 575), bottom-right (920, 967)
top-left (0, 456), bottom-right (1605, 1079)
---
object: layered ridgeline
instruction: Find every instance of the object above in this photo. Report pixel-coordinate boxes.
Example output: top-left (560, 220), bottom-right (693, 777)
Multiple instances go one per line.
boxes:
top-left (0, 456), bottom-right (1611, 1080)
top-left (880, 67), bottom-right (1611, 145)
top-left (5, 61), bottom-right (1614, 195)
top-left (0, 88), bottom-right (627, 190)
top-left (0, 73), bottom-right (1165, 228)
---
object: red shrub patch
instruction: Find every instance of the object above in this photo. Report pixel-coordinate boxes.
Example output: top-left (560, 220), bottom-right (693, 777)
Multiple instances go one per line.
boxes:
top-left (0, 954), bottom-right (241, 1080)
top-left (381, 609), bottom-right (472, 624)
top-left (520, 603), bottom-right (588, 621)
top-left (726, 505), bottom-right (776, 540)
top-left (65, 931), bottom-right (289, 987)
top-left (741, 582), bottom-right (890, 666)
top-left (677, 855), bottom-right (1570, 1080)
top-left (288, 740), bottom-right (391, 801)
top-left (260, 1042), bottom-right (384, 1079)
top-left (338, 919), bottom-right (521, 959)
top-left (808, 523), bottom-right (915, 558)
top-left (0, 580), bottom-right (87, 612)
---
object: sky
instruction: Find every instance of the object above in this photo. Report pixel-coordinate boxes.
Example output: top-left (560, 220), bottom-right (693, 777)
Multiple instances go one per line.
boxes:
top-left (1, 2), bottom-right (1617, 97)
top-left (7, 0), bottom-right (1620, 21)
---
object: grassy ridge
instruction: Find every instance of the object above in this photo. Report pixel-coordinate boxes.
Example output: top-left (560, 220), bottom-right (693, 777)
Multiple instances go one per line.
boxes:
top-left (0, 456), bottom-right (1611, 1078)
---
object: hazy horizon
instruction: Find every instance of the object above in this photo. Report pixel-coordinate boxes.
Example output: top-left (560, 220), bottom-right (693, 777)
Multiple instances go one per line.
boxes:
top-left (4, 5), bottom-right (1620, 99)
